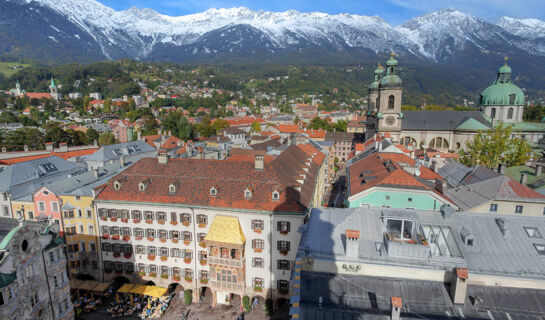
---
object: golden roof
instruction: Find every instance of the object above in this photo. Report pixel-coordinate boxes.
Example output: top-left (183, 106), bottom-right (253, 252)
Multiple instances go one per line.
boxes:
top-left (205, 215), bottom-right (246, 245)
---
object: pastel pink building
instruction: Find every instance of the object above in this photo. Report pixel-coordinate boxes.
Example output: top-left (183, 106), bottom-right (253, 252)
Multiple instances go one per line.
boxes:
top-left (33, 186), bottom-right (64, 236)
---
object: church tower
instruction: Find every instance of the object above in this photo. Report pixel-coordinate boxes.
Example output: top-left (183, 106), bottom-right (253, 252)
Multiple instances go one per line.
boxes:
top-left (49, 77), bottom-right (59, 101)
top-left (375, 53), bottom-right (403, 142)
top-left (365, 64), bottom-right (384, 138)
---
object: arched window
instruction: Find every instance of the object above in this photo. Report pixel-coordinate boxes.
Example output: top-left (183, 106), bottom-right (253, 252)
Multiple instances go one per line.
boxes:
top-left (388, 95), bottom-right (395, 109)
top-left (429, 137), bottom-right (449, 149)
top-left (401, 137), bottom-right (416, 147)
top-left (509, 94), bottom-right (516, 105)
top-left (507, 108), bottom-right (514, 119)
top-left (490, 108), bottom-right (496, 119)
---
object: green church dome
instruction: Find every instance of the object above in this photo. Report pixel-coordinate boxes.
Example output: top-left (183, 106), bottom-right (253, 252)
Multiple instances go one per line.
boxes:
top-left (479, 61), bottom-right (524, 107)
top-left (386, 53), bottom-right (398, 67)
top-left (369, 64), bottom-right (384, 92)
top-left (380, 54), bottom-right (402, 89)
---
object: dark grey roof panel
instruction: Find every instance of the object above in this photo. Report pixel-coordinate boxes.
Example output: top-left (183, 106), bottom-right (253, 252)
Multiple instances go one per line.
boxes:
top-left (401, 111), bottom-right (492, 131)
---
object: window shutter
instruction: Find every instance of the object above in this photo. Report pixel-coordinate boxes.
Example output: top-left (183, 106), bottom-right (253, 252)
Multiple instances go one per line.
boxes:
top-left (277, 221), bottom-right (281, 231)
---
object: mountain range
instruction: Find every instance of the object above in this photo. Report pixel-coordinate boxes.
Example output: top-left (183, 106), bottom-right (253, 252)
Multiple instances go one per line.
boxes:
top-left (1, 0), bottom-right (544, 64)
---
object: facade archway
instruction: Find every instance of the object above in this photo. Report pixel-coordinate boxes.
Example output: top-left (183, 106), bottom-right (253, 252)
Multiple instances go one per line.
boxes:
top-left (507, 107), bottom-right (514, 119)
top-left (401, 136), bottom-right (417, 147)
top-left (145, 280), bottom-right (156, 286)
top-left (490, 108), bottom-right (496, 119)
top-left (428, 137), bottom-right (449, 150)
top-left (168, 283), bottom-right (183, 294)
top-left (199, 286), bottom-right (213, 306)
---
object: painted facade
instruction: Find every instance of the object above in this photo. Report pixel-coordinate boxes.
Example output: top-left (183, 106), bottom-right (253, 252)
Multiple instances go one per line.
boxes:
top-left (33, 187), bottom-right (64, 234)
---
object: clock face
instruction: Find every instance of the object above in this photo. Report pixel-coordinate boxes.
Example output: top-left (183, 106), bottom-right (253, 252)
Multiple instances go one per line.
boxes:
top-left (385, 116), bottom-right (396, 125)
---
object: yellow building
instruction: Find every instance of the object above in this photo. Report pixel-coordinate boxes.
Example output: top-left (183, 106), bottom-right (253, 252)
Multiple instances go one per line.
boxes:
top-left (61, 193), bottom-right (101, 278)
top-left (11, 197), bottom-right (36, 220)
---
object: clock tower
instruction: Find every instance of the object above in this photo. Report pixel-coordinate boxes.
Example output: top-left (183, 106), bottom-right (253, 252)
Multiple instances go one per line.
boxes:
top-left (366, 53), bottom-right (403, 142)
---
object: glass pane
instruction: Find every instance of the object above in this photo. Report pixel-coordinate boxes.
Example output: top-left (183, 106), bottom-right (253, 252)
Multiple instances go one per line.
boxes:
top-left (387, 219), bottom-right (402, 238)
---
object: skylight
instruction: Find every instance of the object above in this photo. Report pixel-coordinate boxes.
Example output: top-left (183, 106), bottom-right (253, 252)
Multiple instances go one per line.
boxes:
top-left (39, 163), bottom-right (58, 173)
top-left (533, 244), bottom-right (545, 256)
top-left (422, 225), bottom-right (463, 258)
top-left (524, 227), bottom-right (542, 239)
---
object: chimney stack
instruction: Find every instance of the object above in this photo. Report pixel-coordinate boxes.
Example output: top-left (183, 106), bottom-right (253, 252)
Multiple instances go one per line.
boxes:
top-left (24, 145), bottom-right (28, 152)
top-left (498, 163), bottom-right (506, 175)
top-left (390, 297), bottom-right (402, 320)
top-left (536, 165), bottom-right (542, 177)
top-left (345, 230), bottom-right (360, 258)
top-left (158, 149), bottom-right (168, 164)
top-left (59, 143), bottom-right (68, 152)
top-left (255, 155), bottom-right (264, 171)
top-left (93, 168), bottom-right (99, 179)
top-left (120, 156), bottom-right (125, 167)
top-left (435, 178), bottom-right (447, 194)
top-left (451, 268), bottom-right (468, 305)
top-left (409, 150), bottom-right (415, 159)
top-left (45, 142), bottom-right (53, 151)
top-left (520, 173), bottom-right (528, 184)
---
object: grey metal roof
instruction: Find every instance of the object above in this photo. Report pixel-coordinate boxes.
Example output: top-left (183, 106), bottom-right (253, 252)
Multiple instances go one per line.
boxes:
top-left (402, 111), bottom-right (492, 131)
top-left (0, 218), bottom-right (20, 245)
top-left (303, 207), bottom-right (545, 279)
top-left (82, 140), bottom-right (154, 163)
top-left (299, 272), bottom-right (545, 319)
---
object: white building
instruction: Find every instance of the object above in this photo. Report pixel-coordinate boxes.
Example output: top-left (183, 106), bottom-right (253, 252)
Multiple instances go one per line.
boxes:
top-left (94, 145), bottom-right (327, 305)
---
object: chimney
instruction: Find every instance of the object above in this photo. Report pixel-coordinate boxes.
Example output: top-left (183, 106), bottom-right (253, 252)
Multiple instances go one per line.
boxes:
top-left (120, 156), bottom-right (125, 167)
top-left (177, 140), bottom-right (182, 147)
top-left (59, 143), bottom-right (68, 152)
top-left (1, 147), bottom-right (6, 153)
top-left (137, 131), bottom-right (142, 141)
top-left (451, 268), bottom-right (468, 305)
top-left (520, 173), bottom-right (528, 184)
top-left (158, 149), bottom-right (168, 164)
top-left (378, 142), bottom-right (383, 152)
top-left (498, 163), bottom-right (506, 175)
top-left (435, 178), bottom-right (447, 194)
top-left (536, 165), bottom-right (542, 177)
top-left (24, 145), bottom-right (28, 152)
top-left (168, 130), bottom-right (171, 136)
top-left (255, 155), bottom-right (264, 171)
top-left (45, 142), bottom-right (54, 151)
top-left (391, 297), bottom-right (402, 320)
top-left (93, 139), bottom-right (98, 147)
top-left (93, 168), bottom-right (99, 179)
top-left (345, 230), bottom-right (360, 258)
top-left (409, 150), bottom-right (415, 159)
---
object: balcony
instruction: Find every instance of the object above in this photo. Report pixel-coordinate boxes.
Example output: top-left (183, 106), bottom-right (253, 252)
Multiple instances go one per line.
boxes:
top-left (208, 256), bottom-right (245, 268)
top-left (210, 280), bottom-right (245, 292)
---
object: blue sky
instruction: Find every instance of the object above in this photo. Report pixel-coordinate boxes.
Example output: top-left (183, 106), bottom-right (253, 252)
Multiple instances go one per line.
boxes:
top-left (97, 0), bottom-right (545, 25)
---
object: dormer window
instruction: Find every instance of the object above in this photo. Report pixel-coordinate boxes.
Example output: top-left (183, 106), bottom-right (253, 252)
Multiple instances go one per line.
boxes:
top-left (210, 187), bottom-right (217, 197)
top-left (272, 191), bottom-right (280, 201)
top-left (114, 181), bottom-right (121, 190)
top-left (169, 184), bottom-right (176, 194)
top-left (245, 189), bottom-right (252, 199)
top-left (139, 183), bottom-right (146, 191)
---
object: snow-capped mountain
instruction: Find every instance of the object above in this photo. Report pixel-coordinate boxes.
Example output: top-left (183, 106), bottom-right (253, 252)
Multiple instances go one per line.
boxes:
top-left (2, 0), bottom-right (545, 63)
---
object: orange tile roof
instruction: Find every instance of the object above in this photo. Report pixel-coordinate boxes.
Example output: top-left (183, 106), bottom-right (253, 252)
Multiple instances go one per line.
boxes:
top-left (0, 148), bottom-right (98, 165)
top-left (160, 136), bottom-right (184, 150)
top-left (276, 124), bottom-right (299, 133)
top-left (24, 92), bottom-right (51, 100)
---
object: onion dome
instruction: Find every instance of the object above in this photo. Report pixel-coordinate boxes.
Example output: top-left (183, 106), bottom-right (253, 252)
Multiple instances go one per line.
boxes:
top-left (479, 58), bottom-right (524, 107)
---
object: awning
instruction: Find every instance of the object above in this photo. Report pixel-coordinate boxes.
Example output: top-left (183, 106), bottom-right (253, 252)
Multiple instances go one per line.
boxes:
top-left (117, 283), bottom-right (136, 294)
top-left (129, 285), bottom-right (168, 298)
top-left (70, 279), bottom-right (85, 290)
top-left (92, 281), bottom-right (111, 292)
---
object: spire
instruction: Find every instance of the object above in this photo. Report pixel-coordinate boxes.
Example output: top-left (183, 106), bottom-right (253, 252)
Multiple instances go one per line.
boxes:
top-left (50, 77), bottom-right (56, 89)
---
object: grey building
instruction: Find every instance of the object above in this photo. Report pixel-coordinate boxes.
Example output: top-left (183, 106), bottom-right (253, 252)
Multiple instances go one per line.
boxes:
top-left (81, 140), bottom-right (155, 170)
top-left (291, 206), bottom-right (545, 319)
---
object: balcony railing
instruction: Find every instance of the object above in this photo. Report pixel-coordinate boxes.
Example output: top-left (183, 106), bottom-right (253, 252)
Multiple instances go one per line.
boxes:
top-left (210, 281), bottom-right (245, 292)
top-left (208, 256), bottom-right (245, 268)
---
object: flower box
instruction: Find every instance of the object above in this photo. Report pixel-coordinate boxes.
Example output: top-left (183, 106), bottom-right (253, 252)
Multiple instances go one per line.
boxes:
top-left (115, 270), bottom-right (123, 275)
top-left (182, 221), bottom-right (190, 227)
top-left (279, 230), bottom-right (289, 235)
top-left (200, 279), bottom-right (208, 284)
top-left (157, 220), bottom-right (165, 225)
top-left (172, 239), bottom-right (179, 244)
top-left (184, 258), bottom-right (191, 264)
top-left (184, 240), bottom-right (191, 246)
top-left (253, 228), bottom-right (262, 234)
top-left (100, 216), bottom-right (107, 221)
top-left (160, 274), bottom-right (169, 279)
top-left (170, 221), bottom-right (178, 226)
top-left (133, 219), bottom-right (141, 224)
top-left (279, 250), bottom-right (289, 256)
top-left (113, 252), bottom-right (121, 258)
top-left (185, 277), bottom-right (192, 282)
top-left (110, 217), bottom-right (117, 222)
top-left (138, 271), bottom-right (146, 277)
top-left (198, 223), bottom-right (206, 228)
top-left (121, 218), bottom-right (128, 223)
top-left (172, 276), bottom-right (181, 282)
top-left (147, 237), bottom-right (155, 242)
top-left (123, 252), bottom-right (132, 259)
top-left (254, 286), bottom-right (262, 292)
top-left (149, 272), bottom-right (157, 278)
top-left (145, 219), bottom-right (153, 224)
top-left (135, 236), bottom-right (143, 240)
top-left (125, 270), bottom-right (133, 275)
top-left (254, 248), bottom-right (263, 253)
top-left (123, 235), bottom-right (130, 241)
top-left (160, 256), bottom-right (168, 262)
top-left (199, 259), bottom-right (207, 266)
top-left (199, 241), bottom-right (206, 248)
top-left (102, 234), bottom-right (110, 239)
top-left (159, 238), bottom-right (167, 243)
top-left (148, 254), bottom-right (156, 261)
top-left (111, 234), bottom-right (120, 240)
top-left (104, 269), bottom-right (113, 274)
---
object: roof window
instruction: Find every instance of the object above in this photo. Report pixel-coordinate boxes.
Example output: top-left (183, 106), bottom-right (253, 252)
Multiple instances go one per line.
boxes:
top-left (524, 227), bottom-right (542, 239)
